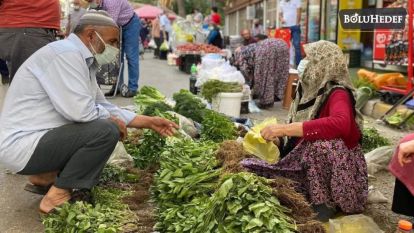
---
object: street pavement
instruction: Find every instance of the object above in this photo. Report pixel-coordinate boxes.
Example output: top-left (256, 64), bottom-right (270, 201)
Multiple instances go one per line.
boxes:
top-left (0, 53), bottom-right (188, 233)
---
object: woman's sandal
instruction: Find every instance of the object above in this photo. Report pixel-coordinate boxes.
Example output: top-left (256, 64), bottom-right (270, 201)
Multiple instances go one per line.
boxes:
top-left (24, 183), bottom-right (52, 195)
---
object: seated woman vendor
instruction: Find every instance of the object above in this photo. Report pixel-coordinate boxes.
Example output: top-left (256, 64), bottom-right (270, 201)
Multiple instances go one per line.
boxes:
top-left (242, 40), bottom-right (368, 222)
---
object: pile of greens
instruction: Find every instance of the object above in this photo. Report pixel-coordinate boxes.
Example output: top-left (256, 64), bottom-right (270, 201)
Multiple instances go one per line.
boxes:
top-left (43, 187), bottom-right (135, 233)
top-left (362, 127), bottom-right (391, 153)
top-left (153, 139), bottom-right (220, 210)
top-left (173, 89), bottom-right (206, 123)
top-left (142, 101), bottom-right (173, 116)
top-left (128, 129), bottom-right (166, 169)
top-left (201, 110), bottom-right (237, 143)
top-left (99, 164), bottom-right (139, 185)
top-left (134, 86), bottom-right (166, 113)
top-left (197, 172), bottom-right (296, 233)
top-left (201, 80), bottom-right (243, 103)
top-left (153, 138), bottom-right (220, 232)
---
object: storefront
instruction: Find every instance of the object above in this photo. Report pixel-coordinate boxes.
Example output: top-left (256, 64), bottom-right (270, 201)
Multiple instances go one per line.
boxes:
top-left (224, 0), bottom-right (340, 43)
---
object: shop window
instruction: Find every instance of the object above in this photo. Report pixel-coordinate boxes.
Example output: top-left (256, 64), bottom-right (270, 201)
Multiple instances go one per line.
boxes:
top-left (266, 0), bottom-right (278, 28)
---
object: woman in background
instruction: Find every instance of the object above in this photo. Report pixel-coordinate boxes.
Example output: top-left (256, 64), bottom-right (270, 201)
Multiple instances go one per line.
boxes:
top-left (151, 16), bottom-right (161, 58)
top-left (235, 38), bottom-right (289, 108)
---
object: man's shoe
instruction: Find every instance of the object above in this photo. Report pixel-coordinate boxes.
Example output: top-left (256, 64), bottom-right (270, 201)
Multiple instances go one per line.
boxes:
top-left (122, 90), bottom-right (137, 98)
top-left (104, 87), bottom-right (120, 97)
top-left (1, 74), bottom-right (9, 84)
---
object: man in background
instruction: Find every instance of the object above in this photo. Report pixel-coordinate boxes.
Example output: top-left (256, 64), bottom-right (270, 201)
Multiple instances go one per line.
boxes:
top-left (66, 0), bottom-right (87, 36)
top-left (279, 0), bottom-right (302, 66)
top-left (160, 10), bottom-right (172, 41)
top-left (88, 0), bottom-right (141, 98)
top-left (0, 0), bottom-right (60, 82)
top-left (241, 29), bottom-right (256, 46)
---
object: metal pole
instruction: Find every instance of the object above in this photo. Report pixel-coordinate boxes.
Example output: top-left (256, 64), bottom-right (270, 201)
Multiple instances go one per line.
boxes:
top-left (408, 0), bottom-right (413, 92)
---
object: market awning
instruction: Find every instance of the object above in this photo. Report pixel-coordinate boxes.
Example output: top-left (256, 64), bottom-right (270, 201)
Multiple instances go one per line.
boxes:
top-left (134, 4), bottom-right (176, 20)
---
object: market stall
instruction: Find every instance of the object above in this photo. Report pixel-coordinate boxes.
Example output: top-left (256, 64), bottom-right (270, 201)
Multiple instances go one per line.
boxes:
top-left (372, 0), bottom-right (413, 95)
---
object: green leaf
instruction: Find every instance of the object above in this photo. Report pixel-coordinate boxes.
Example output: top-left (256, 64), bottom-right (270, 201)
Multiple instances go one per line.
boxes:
top-left (245, 218), bottom-right (263, 230)
top-left (218, 178), bottom-right (233, 199)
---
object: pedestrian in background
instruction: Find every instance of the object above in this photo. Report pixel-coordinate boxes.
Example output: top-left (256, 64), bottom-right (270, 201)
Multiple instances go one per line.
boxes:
top-left (66, 0), bottom-right (87, 36)
top-left (88, 0), bottom-right (141, 98)
top-left (210, 6), bottom-right (221, 25)
top-left (279, 0), bottom-right (302, 66)
top-left (160, 10), bottom-right (172, 41)
top-left (0, 0), bottom-right (60, 82)
top-left (251, 19), bottom-right (264, 37)
top-left (235, 38), bottom-right (289, 108)
top-left (241, 29), bottom-right (256, 46)
top-left (151, 16), bottom-right (162, 59)
top-left (207, 16), bottom-right (223, 49)
top-left (192, 8), bottom-right (204, 25)
top-left (159, 10), bottom-right (171, 60)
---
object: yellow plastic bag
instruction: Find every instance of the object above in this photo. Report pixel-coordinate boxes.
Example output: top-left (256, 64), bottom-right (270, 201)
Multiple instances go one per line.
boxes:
top-left (243, 118), bottom-right (280, 164)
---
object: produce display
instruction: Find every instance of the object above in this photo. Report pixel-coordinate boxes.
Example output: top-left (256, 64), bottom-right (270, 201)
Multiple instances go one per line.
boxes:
top-left (177, 43), bottom-right (222, 54)
top-left (362, 127), bottom-right (391, 153)
top-left (357, 69), bottom-right (407, 89)
top-left (200, 80), bottom-right (243, 103)
top-left (173, 89), bottom-right (206, 123)
top-left (43, 87), bottom-right (327, 233)
top-left (134, 86), bottom-right (166, 113)
top-left (201, 110), bottom-right (237, 143)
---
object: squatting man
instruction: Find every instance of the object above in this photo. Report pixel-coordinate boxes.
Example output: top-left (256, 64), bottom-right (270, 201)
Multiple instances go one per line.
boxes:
top-left (0, 11), bottom-right (178, 214)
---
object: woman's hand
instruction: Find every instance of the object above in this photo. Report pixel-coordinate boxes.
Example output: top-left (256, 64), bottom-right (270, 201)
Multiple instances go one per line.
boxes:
top-left (398, 140), bottom-right (414, 166)
top-left (261, 124), bottom-right (286, 141)
top-left (148, 117), bottom-right (179, 137)
top-left (261, 122), bottom-right (304, 141)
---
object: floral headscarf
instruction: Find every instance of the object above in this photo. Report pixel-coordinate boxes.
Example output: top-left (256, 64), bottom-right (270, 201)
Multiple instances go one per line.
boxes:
top-left (288, 40), bottom-right (363, 130)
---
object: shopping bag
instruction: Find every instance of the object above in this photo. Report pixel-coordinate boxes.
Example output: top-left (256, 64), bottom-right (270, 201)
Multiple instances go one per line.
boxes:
top-left (160, 40), bottom-right (169, 51)
top-left (243, 118), bottom-right (280, 164)
top-left (148, 38), bottom-right (156, 49)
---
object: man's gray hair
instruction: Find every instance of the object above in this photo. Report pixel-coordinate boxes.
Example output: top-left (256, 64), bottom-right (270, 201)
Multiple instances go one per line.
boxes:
top-left (74, 10), bottom-right (118, 34)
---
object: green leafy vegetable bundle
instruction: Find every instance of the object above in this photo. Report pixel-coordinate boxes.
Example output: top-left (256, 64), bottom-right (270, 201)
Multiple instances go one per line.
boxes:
top-left (134, 86), bottom-right (166, 113)
top-left (142, 101), bottom-right (173, 116)
top-left (173, 89), bottom-right (206, 123)
top-left (155, 196), bottom-right (210, 233)
top-left (201, 80), bottom-right (243, 103)
top-left (128, 129), bottom-right (166, 169)
top-left (201, 110), bottom-right (237, 143)
top-left (362, 127), bottom-right (391, 153)
top-left (197, 172), bottom-right (296, 233)
top-left (153, 138), bottom-right (220, 211)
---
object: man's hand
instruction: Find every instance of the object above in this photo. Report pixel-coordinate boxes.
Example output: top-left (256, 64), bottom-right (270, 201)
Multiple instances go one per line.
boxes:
top-left (149, 117), bottom-right (179, 137)
top-left (398, 140), bottom-right (414, 166)
top-left (110, 116), bottom-right (127, 141)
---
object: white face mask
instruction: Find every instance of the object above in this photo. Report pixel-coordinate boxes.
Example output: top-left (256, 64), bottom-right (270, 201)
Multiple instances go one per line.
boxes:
top-left (89, 1), bottom-right (99, 9)
top-left (90, 31), bottom-right (119, 65)
top-left (297, 58), bottom-right (309, 79)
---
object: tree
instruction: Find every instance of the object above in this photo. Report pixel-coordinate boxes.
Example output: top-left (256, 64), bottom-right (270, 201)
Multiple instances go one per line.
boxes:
top-left (176, 0), bottom-right (186, 17)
